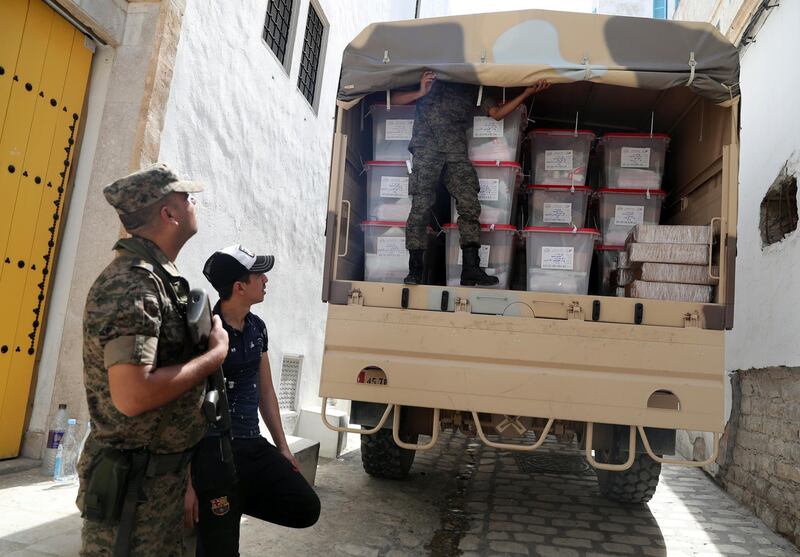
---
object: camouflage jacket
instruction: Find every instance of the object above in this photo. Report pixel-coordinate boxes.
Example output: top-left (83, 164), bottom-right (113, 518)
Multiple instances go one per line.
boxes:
top-left (408, 81), bottom-right (493, 155)
top-left (81, 236), bottom-right (206, 454)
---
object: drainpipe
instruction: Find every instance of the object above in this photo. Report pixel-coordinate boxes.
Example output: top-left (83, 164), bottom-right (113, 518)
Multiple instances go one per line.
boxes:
top-left (415, 0), bottom-right (422, 19)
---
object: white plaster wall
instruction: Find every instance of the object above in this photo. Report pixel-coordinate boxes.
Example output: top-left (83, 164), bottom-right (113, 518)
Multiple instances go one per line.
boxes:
top-left (726, 0), bottom-right (800, 371)
top-left (158, 0), bottom-right (415, 432)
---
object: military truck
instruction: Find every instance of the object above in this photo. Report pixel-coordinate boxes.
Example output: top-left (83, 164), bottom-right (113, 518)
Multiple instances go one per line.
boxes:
top-left (318, 9), bottom-right (740, 503)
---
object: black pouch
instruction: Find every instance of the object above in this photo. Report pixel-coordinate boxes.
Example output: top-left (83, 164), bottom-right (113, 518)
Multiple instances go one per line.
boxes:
top-left (80, 448), bottom-right (132, 523)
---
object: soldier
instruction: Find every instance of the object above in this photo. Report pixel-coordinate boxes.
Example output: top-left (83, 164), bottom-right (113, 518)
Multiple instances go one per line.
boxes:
top-left (391, 71), bottom-right (549, 286)
top-left (78, 163), bottom-right (229, 557)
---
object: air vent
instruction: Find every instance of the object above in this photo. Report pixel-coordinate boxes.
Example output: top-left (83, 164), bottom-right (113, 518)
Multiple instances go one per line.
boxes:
top-left (278, 353), bottom-right (303, 411)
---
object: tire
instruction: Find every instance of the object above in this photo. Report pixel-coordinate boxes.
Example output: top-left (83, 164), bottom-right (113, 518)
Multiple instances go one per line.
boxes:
top-left (596, 451), bottom-right (661, 504)
top-left (360, 427), bottom-right (417, 480)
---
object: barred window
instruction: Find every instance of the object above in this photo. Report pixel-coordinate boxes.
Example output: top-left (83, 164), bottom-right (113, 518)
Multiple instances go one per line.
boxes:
top-left (263, 0), bottom-right (294, 65)
top-left (297, 4), bottom-right (325, 106)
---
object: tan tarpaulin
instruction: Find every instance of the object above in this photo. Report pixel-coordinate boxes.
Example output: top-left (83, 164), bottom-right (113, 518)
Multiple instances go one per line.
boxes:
top-left (338, 9), bottom-right (739, 104)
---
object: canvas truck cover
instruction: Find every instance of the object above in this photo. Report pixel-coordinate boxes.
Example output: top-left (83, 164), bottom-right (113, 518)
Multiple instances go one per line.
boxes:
top-left (337, 9), bottom-right (740, 105)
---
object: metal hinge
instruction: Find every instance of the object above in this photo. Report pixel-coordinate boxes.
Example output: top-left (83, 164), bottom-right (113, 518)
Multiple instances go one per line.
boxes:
top-left (683, 311), bottom-right (700, 328)
top-left (455, 297), bottom-right (470, 313)
top-left (348, 290), bottom-right (363, 305)
top-left (567, 302), bottom-right (583, 320)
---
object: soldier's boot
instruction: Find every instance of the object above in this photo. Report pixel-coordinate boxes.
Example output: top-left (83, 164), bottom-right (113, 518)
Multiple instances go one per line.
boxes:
top-left (403, 249), bottom-right (425, 285)
top-left (460, 246), bottom-right (499, 286)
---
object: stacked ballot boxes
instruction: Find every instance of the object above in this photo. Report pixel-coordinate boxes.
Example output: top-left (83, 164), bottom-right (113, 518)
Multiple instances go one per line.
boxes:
top-left (527, 185), bottom-right (591, 228)
top-left (530, 129), bottom-right (595, 186)
top-left (365, 161), bottom-right (412, 221)
top-left (444, 224), bottom-right (517, 290)
top-left (601, 133), bottom-right (669, 190)
top-left (596, 188), bottom-right (665, 246)
top-left (361, 221), bottom-right (410, 284)
top-left (370, 103), bottom-right (416, 161)
top-left (523, 227), bottom-right (599, 294)
top-left (451, 162), bottom-right (521, 225)
top-left (468, 105), bottom-right (527, 162)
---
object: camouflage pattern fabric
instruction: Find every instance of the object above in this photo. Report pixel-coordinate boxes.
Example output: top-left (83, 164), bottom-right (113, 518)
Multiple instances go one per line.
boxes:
top-left (78, 236), bottom-right (205, 556)
top-left (80, 465), bottom-right (188, 557)
top-left (406, 150), bottom-right (481, 250)
top-left (103, 162), bottom-right (204, 218)
top-left (408, 81), bottom-right (490, 154)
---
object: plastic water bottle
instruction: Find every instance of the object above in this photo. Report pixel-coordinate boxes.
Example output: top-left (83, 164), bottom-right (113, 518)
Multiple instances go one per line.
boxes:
top-left (42, 404), bottom-right (68, 476)
top-left (77, 420), bottom-right (91, 460)
top-left (54, 419), bottom-right (79, 483)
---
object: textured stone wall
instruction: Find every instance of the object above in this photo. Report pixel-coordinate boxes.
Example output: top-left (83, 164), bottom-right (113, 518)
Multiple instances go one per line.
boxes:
top-left (718, 367), bottom-right (800, 548)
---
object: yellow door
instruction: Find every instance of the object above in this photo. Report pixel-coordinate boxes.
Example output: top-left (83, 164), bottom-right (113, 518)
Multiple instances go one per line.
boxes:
top-left (0, 0), bottom-right (93, 458)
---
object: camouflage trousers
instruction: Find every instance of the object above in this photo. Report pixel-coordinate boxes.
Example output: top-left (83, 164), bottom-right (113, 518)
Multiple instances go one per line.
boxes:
top-left (406, 150), bottom-right (481, 250)
top-left (80, 467), bottom-right (190, 556)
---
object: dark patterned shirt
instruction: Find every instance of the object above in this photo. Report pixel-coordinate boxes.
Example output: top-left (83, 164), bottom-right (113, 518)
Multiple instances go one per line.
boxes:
top-left (213, 303), bottom-right (269, 439)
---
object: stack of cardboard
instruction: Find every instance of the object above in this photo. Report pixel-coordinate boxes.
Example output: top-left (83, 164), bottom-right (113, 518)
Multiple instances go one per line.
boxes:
top-left (616, 224), bottom-right (718, 302)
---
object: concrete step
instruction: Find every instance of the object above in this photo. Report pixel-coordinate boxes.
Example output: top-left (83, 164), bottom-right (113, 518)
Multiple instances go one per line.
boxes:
top-left (286, 435), bottom-right (320, 486)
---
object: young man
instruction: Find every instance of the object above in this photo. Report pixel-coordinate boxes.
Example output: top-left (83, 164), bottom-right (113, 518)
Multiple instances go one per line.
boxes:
top-left (187, 245), bottom-right (320, 556)
top-left (80, 163), bottom-right (228, 556)
top-left (391, 72), bottom-right (550, 286)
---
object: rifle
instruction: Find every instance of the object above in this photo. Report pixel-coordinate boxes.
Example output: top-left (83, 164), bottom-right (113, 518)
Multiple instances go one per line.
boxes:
top-left (186, 288), bottom-right (236, 476)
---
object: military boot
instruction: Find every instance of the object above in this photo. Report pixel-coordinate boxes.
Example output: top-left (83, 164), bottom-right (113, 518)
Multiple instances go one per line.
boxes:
top-left (460, 246), bottom-right (499, 286)
top-left (403, 249), bottom-right (425, 285)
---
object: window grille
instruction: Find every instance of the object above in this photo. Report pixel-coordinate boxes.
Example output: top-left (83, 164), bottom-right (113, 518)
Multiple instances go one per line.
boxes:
top-left (278, 353), bottom-right (303, 411)
top-left (297, 4), bottom-right (325, 105)
top-left (263, 0), bottom-right (294, 65)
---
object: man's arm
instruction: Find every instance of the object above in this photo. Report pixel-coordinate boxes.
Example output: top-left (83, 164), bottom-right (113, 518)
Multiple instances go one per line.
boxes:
top-left (257, 353), bottom-right (300, 467)
top-left (487, 80), bottom-right (550, 121)
top-left (108, 315), bottom-right (228, 417)
top-left (390, 70), bottom-right (436, 105)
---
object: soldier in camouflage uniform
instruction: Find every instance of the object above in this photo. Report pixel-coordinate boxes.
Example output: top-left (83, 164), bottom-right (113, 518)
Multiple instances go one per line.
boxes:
top-left (78, 163), bottom-right (229, 556)
top-left (391, 71), bottom-right (548, 286)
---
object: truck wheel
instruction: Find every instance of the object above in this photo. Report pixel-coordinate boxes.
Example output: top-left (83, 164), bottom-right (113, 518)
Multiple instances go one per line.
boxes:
top-left (595, 452), bottom-right (661, 504)
top-left (360, 427), bottom-right (417, 480)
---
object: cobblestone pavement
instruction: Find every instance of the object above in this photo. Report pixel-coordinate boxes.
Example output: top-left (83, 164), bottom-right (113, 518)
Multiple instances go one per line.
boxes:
top-left (241, 431), bottom-right (799, 557)
top-left (1, 431), bottom-right (797, 556)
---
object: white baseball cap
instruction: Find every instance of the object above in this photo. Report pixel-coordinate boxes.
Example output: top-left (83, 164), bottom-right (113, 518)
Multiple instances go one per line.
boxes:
top-left (203, 244), bottom-right (274, 292)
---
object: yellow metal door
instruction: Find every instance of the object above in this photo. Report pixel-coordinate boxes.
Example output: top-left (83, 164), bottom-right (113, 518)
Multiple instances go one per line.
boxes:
top-left (0, 0), bottom-right (93, 458)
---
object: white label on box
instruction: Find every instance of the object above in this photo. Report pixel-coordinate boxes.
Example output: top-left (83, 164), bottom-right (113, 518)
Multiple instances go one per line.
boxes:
top-left (543, 202), bottom-right (572, 224)
top-left (478, 178), bottom-right (500, 201)
top-left (541, 246), bottom-right (574, 270)
top-left (457, 245), bottom-right (491, 268)
top-left (385, 119), bottom-right (414, 141)
top-left (621, 147), bottom-right (651, 168)
top-left (379, 176), bottom-right (409, 198)
top-left (545, 150), bottom-right (574, 171)
top-left (614, 205), bottom-right (645, 226)
top-left (377, 236), bottom-right (406, 257)
top-left (472, 116), bottom-right (504, 138)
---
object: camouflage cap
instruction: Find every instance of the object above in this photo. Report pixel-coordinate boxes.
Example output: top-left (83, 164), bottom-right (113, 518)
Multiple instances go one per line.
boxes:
top-left (102, 162), bottom-right (204, 218)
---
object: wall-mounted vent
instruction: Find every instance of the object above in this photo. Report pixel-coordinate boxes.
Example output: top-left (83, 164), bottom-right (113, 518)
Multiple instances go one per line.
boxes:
top-left (278, 353), bottom-right (303, 411)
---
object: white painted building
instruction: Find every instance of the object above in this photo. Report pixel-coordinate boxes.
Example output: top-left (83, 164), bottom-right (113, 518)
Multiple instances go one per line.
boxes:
top-left (673, 0), bottom-right (799, 545)
top-left (14, 0), bottom-right (417, 463)
top-left (158, 0), bottom-right (417, 438)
